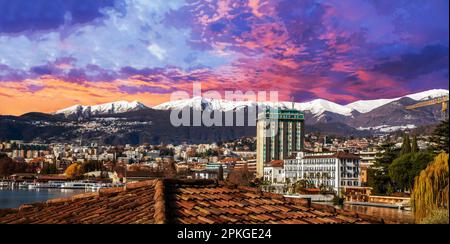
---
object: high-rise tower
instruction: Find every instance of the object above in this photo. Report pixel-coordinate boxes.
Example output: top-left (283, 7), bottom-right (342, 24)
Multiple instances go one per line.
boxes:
top-left (256, 109), bottom-right (305, 178)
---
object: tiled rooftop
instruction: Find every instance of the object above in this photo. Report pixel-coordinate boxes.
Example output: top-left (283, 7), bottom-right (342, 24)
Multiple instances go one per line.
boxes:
top-left (266, 160), bottom-right (284, 168)
top-left (165, 180), bottom-right (373, 224)
top-left (0, 180), bottom-right (164, 224)
top-left (0, 179), bottom-right (383, 224)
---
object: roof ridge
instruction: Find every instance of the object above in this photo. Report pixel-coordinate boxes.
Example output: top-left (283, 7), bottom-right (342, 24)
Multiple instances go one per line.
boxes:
top-left (154, 179), bottom-right (166, 224)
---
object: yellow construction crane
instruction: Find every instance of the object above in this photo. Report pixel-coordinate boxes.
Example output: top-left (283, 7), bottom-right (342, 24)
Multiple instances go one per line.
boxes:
top-left (405, 95), bottom-right (449, 120)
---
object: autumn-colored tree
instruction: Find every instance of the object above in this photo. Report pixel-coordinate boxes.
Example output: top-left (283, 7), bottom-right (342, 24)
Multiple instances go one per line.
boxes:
top-left (411, 152), bottom-right (449, 224)
top-left (64, 163), bottom-right (83, 179)
top-left (0, 154), bottom-right (28, 177)
top-left (227, 164), bottom-right (254, 186)
top-left (128, 164), bottom-right (141, 171)
top-left (0, 154), bottom-right (14, 177)
top-left (113, 165), bottom-right (126, 175)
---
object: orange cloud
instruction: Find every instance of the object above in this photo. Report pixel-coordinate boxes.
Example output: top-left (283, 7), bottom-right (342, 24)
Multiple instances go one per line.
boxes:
top-left (0, 78), bottom-right (171, 115)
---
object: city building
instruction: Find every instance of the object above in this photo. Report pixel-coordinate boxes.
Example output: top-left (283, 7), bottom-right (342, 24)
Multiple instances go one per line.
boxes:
top-left (356, 149), bottom-right (379, 184)
top-left (256, 109), bottom-right (305, 177)
top-left (266, 151), bottom-right (361, 193)
top-left (263, 160), bottom-right (285, 184)
top-left (233, 159), bottom-right (257, 176)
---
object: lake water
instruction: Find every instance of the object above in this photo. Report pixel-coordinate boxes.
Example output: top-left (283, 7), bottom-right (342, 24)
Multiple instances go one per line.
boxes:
top-left (0, 188), bottom-right (88, 209)
top-left (342, 204), bottom-right (415, 224)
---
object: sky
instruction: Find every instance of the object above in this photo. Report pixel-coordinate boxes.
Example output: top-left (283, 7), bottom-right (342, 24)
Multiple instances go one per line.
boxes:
top-left (0, 0), bottom-right (448, 115)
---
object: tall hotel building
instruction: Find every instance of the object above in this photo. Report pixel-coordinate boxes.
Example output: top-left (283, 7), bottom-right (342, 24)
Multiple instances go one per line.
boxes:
top-left (256, 109), bottom-right (305, 178)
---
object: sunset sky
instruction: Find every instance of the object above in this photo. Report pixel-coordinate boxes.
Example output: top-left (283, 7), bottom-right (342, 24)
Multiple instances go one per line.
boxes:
top-left (0, 0), bottom-right (448, 115)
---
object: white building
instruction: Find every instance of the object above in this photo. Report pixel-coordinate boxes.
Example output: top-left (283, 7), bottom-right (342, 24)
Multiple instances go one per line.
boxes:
top-left (356, 149), bottom-right (378, 184)
top-left (265, 151), bottom-right (361, 193)
top-left (356, 150), bottom-right (378, 166)
top-left (263, 160), bottom-right (285, 184)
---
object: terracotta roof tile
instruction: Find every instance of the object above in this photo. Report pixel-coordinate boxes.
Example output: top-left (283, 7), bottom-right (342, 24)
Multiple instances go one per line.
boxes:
top-left (0, 179), bottom-right (381, 224)
top-left (0, 180), bottom-right (159, 224)
top-left (164, 180), bottom-right (380, 224)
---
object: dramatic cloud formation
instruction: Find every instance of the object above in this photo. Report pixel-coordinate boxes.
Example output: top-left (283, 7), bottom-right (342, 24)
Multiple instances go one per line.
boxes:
top-left (0, 0), bottom-right (448, 115)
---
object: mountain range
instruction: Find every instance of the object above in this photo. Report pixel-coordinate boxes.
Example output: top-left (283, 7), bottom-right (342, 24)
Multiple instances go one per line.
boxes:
top-left (153, 89), bottom-right (448, 115)
top-left (0, 89), bottom-right (447, 145)
top-left (55, 88), bottom-right (448, 130)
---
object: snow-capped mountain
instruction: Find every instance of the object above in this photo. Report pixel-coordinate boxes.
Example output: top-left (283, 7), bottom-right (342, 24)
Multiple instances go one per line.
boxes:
top-left (405, 89), bottom-right (449, 101)
top-left (344, 98), bottom-right (397, 114)
top-left (292, 99), bottom-right (354, 116)
top-left (2, 89), bottom-right (447, 145)
top-left (153, 96), bottom-right (255, 111)
top-left (56, 100), bottom-right (148, 117)
top-left (154, 97), bottom-right (354, 116)
top-left (154, 89), bottom-right (448, 116)
top-left (345, 89), bottom-right (449, 113)
top-left (53, 88), bottom-right (448, 122)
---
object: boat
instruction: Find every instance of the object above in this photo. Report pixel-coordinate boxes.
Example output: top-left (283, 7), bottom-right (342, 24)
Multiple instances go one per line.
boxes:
top-left (60, 181), bottom-right (96, 189)
top-left (30, 181), bottom-right (66, 189)
top-left (87, 183), bottom-right (114, 191)
top-left (88, 184), bottom-right (103, 191)
top-left (18, 182), bottom-right (34, 189)
top-left (0, 181), bottom-right (9, 188)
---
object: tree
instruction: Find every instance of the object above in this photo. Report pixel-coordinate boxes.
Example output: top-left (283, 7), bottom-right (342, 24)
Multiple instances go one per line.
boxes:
top-left (40, 163), bottom-right (58, 174)
top-left (64, 163), bottom-right (83, 179)
top-left (0, 154), bottom-right (15, 177)
top-left (411, 135), bottom-right (419, 153)
top-left (163, 160), bottom-right (177, 179)
top-left (159, 148), bottom-right (174, 157)
top-left (411, 152), bottom-right (448, 223)
top-left (217, 165), bottom-right (224, 181)
top-left (367, 143), bottom-right (399, 194)
top-left (399, 134), bottom-right (412, 155)
top-left (291, 179), bottom-right (316, 193)
top-left (0, 154), bottom-right (27, 177)
top-left (227, 164), bottom-right (253, 186)
top-left (430, 120), bottom-right (449, 153)
top-left (82, 161), bottom-right (103, 172)
top-left (388, 152), bottom-right (434, 192)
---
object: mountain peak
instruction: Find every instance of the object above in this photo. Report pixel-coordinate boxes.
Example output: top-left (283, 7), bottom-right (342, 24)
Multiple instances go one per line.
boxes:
top-left (55, 100), bottom-right (149, 117)
top-left (154, 96), bottom-right (354, 116)
top-left (345, 89), bottom-right (449, 113)
top-left (405, 89), bottom-right (449, 101)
